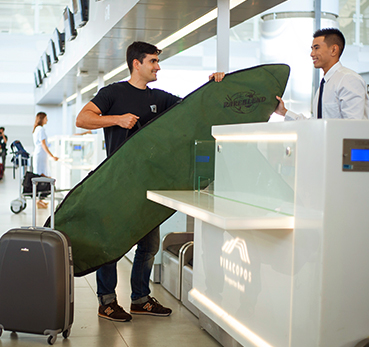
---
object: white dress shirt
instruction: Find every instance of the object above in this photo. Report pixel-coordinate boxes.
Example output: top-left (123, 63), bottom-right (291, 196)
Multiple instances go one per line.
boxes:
top-left (285, 62), bottom-right (369, 120)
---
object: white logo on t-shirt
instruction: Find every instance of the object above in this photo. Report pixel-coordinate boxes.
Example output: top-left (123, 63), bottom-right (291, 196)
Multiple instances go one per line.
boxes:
top-left (150, 105), bottom-right (157, 113)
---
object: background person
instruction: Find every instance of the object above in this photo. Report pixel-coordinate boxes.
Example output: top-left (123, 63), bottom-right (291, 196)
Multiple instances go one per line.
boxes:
top-left (0, 126), bottom-right (8, 171)
top-left (32, 112), bottom-right (58, 208)
top-left (275, 28), bottom-right (369, 120)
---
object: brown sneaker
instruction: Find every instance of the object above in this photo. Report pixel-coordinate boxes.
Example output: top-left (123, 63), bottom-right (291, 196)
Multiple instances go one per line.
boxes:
top-left (130, 296), bottom-right (172, 316)
top-left (98, 300), bottom-right (132, 322)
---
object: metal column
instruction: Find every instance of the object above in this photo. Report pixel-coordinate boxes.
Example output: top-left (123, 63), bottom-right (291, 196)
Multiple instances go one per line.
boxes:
top-left (313, 0), bottom-right (322, 94)
top-left (217, 0), bottom-right (230, 73)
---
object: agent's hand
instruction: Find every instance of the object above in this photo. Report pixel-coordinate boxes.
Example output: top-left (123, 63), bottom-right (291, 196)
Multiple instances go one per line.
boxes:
top-left (209, 72), bottom-right (225, 82)
top-left (52, 156), bottom-right (59, 161)
top-left (117, 113), bottom-right (140, 129)
top-left (275, 96), bottom-right (287, 116)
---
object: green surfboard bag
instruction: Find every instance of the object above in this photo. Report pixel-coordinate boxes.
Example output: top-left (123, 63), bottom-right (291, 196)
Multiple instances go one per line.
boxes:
top-left (47, 64), bottom-right (290, 276)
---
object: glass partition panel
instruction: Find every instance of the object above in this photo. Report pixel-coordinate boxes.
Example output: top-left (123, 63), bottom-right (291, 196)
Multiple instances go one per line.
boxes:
top-left (212, 137), bottom-right (296, 215)
top-left (193, 140), bottom-right (215, 191)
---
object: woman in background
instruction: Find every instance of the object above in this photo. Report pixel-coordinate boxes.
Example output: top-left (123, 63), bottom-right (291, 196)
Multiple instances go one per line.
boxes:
top-left (32, 112), bottom-right (58, 208)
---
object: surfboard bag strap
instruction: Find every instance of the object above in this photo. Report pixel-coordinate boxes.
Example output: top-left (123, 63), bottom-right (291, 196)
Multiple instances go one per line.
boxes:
top-left (46, 64), bottom-right (290, 276)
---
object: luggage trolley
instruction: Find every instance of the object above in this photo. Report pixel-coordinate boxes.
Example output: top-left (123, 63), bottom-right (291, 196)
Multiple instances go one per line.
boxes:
top-left (10, 140), bottom-right (31, 214)
top-left (9, 140), bottom-right (68, 214)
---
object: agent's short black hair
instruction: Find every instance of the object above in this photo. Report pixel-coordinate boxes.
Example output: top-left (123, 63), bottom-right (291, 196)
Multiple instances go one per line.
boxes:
top-left (313, 28), bottom-right (345, 57)
top-left (0, 127), bottom-right (4, 131)
top-left (126, 41), bottom-right (162, 73)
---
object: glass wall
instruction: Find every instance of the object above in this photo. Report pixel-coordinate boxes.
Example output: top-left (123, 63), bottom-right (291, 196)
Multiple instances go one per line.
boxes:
top-left (339, 0), bottom-right (369, 45)
top-left (151, 0), bottom-right (369, 119)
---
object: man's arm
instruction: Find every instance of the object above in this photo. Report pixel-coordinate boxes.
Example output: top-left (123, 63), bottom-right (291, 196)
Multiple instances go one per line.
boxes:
top-left (275, 96), bottom-right (287, 116)
top-left (339, 74), bottom-right (368, 120)
top-left (76, 101), bottom-right (139, 130)
top-left (275, 96), bottom-right (308, 121)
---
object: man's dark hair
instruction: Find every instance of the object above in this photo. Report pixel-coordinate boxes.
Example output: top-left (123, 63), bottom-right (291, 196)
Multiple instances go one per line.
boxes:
top-left (0, 127), bottom-right (4, 131)
top-left (313, 28), bottom-right (345, 57)
top-left (126, 41), bottom-right (162, 73)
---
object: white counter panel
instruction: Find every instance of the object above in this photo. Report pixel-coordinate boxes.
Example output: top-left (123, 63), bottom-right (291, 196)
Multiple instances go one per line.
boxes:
top-left (190, 220), bottom-right (293, 347)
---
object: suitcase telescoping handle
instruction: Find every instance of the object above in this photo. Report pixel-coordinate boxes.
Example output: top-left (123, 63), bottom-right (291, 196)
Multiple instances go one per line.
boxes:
top-left (31, 177), bottom-right (56, 229)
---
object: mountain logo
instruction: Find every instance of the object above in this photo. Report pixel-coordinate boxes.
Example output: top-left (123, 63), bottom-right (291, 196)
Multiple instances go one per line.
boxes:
top-left (221, 237), bottom-right (250, 264)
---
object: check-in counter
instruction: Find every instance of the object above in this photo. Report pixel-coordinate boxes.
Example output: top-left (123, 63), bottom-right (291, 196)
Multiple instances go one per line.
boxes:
top-left (148, 120), bottom-right (369, 347)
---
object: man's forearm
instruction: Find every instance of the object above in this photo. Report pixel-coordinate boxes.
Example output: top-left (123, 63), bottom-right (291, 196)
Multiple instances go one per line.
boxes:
top-left (76, 112), bottom-right (120, 129)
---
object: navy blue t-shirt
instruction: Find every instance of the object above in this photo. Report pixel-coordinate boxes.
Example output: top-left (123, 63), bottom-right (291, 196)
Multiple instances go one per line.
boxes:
top-left (91, 81), bottom-right (180, 157)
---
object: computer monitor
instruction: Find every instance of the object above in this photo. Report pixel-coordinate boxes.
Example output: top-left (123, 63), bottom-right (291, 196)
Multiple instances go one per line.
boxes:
top-left (38, 58), bottom-right (46, 79)
top-left (63, 6), bottom-right (77, 41)
top-left (72, 0), bottom-right (89, 28)
top-left (48, 39), bottom-right (58, 64)
top-left (34, 68), bottom-right (42, 88)
top-left (42, 52), bottom-right (51, 76)
top-left (52, 28), bottom-right (65, 56)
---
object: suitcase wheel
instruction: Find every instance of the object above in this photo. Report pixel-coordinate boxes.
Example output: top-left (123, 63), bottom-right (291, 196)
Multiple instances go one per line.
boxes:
top-left (62, 328), bottom-right (71, 339)
top-left (47, 335), bottom-right (57, 345)
top-left (10, 198), bottom-right (26, 214)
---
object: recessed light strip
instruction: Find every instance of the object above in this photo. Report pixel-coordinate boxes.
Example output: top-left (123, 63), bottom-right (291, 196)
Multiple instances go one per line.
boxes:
top-left (213, 134), bottom-right (298, 141)
top-left (190, 288), bottom-right (275, 347)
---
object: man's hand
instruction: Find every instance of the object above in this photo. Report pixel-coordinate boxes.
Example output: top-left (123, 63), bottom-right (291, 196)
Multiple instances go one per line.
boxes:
top-left (116, 113), bottom-right (140, 129)
top-left (275, 96), bottom-right (287, 116)
top-left (209, 72), bottom-right (225, 82)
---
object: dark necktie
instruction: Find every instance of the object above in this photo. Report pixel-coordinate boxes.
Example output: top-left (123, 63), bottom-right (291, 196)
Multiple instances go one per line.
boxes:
top-left (317, 78), bottom-right (325, 119)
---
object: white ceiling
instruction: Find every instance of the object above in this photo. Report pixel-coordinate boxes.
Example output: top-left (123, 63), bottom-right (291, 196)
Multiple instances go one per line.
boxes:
top-left (32, 0), bottom-right (288, 104)
top-left (7, 0), bottom-right (367, 105)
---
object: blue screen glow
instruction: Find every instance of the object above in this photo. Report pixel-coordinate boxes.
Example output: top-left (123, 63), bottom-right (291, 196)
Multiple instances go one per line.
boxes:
top-left (351, 149), bottom-right (369, 162)
top-left (196, 155), bottom-right (210, 163)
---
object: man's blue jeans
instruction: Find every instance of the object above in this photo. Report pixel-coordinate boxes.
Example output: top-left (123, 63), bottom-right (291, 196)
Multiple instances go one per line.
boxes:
top-left (96, 226), bottom-right (160, 305)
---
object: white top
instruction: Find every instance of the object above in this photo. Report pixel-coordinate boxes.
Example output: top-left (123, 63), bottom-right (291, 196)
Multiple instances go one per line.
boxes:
top-left (33, 125), bottom-right (48, 175)
top-left (286, 62), bottom-right (369, 120)
top-left (147, 190), bottom-right (294, 230)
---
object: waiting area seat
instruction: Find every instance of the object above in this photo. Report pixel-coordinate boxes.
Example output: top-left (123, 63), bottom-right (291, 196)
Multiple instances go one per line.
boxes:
top-left (180, 241), bottom-right (198, 317)
top-left (161, 232), bottom-right (193, 300)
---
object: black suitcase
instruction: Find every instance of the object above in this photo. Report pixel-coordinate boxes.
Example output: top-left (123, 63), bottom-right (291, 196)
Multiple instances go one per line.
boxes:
top-left (0, 177), bottom-right (74, 345)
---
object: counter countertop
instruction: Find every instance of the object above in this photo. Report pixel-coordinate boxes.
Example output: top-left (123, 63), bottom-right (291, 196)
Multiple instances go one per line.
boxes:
top-left (147, 190), bottom-right (294, 230)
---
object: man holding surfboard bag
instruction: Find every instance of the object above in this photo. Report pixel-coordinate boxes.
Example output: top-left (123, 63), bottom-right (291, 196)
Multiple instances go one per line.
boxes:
top-left (76, 41), bottom-right (225, 322)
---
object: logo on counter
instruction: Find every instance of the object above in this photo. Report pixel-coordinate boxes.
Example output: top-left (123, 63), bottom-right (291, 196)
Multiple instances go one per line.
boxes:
top-left (224, 90), bottom-right (266, 114)
top-left (220, 237), bottom-right (252, 292)
top-left (222, 237), bottom-right (250, 264)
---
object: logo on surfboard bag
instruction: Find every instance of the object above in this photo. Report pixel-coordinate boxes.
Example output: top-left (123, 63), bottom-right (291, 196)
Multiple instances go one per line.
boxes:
top-left (224, 90), bottom-right (266, 114)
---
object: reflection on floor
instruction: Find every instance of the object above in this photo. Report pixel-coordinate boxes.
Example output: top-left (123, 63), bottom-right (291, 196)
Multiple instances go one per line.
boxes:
top-left (0, 171), bottom-right (220, 347)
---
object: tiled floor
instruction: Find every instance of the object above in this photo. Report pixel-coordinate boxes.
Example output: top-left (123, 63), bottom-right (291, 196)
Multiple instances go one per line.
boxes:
top-left (0, 170), bottom-right (220, 347)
